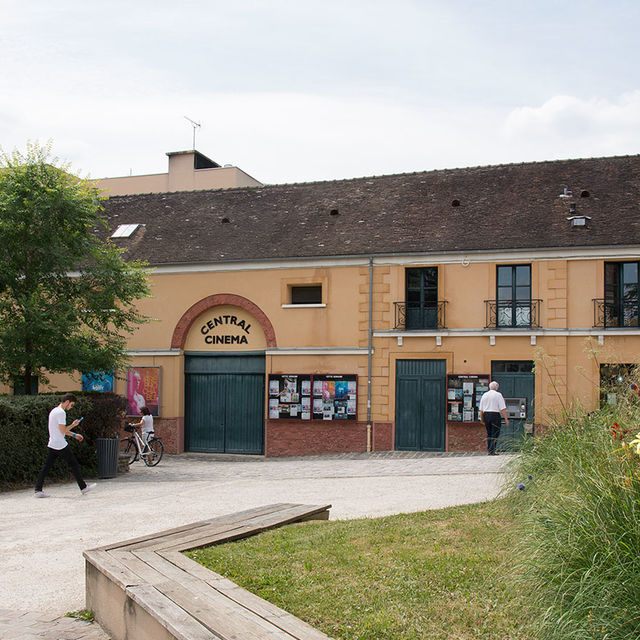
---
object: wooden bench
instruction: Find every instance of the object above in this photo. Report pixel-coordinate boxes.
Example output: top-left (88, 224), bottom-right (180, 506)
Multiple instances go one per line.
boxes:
top-left (84, 503), bottom-right (333, 640)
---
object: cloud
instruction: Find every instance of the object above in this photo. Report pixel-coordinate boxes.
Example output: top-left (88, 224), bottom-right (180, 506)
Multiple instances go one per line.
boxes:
top-left (3, 85), bottom-right (640, 184)
top-left (0, 87), bottom-right (503, 182)
top-left (502, 92), bottom-right (640, 158)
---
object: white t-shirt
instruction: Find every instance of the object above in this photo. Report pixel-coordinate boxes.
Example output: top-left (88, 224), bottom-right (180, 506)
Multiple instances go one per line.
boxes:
top-left (48, 405), bottom-right (68, 450)
top-left (479, 389), bottom-right (506, 413)
top-left (141, 414), bottom-right (154, 436)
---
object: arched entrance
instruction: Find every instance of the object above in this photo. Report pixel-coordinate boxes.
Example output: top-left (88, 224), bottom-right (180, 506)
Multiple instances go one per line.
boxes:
top-left (172, 295), bottom-right (276, 454)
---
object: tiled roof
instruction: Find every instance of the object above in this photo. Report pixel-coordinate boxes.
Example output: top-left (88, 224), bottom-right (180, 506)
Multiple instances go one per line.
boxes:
top-left (101, 154), bottom-right (640, 266)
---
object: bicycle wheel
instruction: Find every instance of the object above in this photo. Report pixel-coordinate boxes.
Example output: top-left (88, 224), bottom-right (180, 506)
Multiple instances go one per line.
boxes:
top-left (142, 438), bottom-right (164, 466)
top-left (119, 438), bottom-right (137, 464)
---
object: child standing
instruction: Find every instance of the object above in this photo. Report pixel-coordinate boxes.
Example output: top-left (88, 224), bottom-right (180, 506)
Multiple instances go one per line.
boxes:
top-left (130, 406), bottom-right (154, 443)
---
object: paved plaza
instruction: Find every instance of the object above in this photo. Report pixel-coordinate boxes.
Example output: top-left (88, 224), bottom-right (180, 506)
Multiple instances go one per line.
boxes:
top-left (0, 451), bottom-right (514, 639)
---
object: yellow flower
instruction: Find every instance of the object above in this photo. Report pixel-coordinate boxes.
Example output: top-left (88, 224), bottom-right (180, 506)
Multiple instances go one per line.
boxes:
top-left (629, 432), bottom-right (640, 455)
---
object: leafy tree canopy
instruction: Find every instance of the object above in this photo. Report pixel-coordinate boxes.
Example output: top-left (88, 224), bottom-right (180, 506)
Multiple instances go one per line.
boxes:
top-left (0, 142), bottom-right (152, 393)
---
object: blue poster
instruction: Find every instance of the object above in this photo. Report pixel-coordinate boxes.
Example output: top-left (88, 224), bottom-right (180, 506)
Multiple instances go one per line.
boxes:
top-left (82, 371), bottom-right (114, 392)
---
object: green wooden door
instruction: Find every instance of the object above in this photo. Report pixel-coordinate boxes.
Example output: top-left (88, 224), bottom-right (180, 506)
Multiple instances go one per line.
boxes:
top-left (395, 359), bottom-right (446, 451)
top-left (491, 361), bottom-right (535, 451)
top-left (185, 353), bottom-right (265, 454)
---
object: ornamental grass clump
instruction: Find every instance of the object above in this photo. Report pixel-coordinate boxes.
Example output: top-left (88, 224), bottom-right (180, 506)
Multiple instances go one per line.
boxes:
top-left (509, 383), bottom-right (640, 640)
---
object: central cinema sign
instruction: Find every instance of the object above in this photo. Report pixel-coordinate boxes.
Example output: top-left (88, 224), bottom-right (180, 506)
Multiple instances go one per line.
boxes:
top-left (200, 314), bottom-right (251, 345)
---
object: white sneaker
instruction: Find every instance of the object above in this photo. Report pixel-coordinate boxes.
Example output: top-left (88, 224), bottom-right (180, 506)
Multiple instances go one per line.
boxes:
top-left (34, 491), bottom-right (49, 498)
top-left (81, 483), bottom-right (96, 495)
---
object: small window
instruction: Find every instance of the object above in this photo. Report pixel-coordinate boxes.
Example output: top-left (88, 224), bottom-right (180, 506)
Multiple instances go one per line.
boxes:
top-left (290, 285), bottom-right (322, 305)
top-left (600, 363), bottom-right (638, 407)
top-left (111, 223), bottom-right (140, 238)
top-left (492, 361), bottom-right (534, 374)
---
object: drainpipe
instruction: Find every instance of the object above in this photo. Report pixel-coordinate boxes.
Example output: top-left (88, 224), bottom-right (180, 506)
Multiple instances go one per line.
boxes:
top-left (367, 256), bottom-right (373, 452)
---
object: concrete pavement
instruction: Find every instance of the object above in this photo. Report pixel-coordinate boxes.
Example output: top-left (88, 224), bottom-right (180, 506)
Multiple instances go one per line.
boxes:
top-left (0, 451), bottom-right (514, 638)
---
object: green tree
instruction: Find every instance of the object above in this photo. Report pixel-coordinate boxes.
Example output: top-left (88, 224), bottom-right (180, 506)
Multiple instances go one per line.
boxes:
top-left (0, 142), bottom-right (151, 393)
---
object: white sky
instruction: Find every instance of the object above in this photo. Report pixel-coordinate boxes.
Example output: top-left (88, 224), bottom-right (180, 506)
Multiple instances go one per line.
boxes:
top-left (1, 0), bottom-right (640, 184)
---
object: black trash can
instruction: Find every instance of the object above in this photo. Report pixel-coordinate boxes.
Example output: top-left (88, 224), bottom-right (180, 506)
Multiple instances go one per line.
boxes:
top-left (96, 438), bottom-right (119, 479)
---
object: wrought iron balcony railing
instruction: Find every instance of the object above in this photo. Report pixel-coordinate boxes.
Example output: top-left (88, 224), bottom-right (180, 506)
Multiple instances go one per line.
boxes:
top-left (394, 301), bottom-right (447, 330)
top-left (593, 298), bottom-right (640, 328)
top-left (485, 299), bottom-right (541, 329)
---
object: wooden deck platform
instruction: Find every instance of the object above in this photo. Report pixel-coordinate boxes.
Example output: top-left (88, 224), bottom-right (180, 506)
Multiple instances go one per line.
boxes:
top-left (84, 503), bottom-right (333, 640)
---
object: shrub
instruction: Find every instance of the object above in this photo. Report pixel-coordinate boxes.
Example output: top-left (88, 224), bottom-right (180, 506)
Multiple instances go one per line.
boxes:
top-left (0, 392), bottom-right (127, 491)
top-left (509, 390), bottom-right (640, 639)
top-left (79, 392), bottom-right (128, 442)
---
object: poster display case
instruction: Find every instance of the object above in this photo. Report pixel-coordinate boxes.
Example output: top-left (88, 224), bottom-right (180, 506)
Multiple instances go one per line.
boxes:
top-left (447, 374), bottom-right (489, 423)
top-left (268, 374), bottom-right (357, 421)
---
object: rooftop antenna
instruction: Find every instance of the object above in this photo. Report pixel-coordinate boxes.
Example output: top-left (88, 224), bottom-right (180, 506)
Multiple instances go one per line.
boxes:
top-left (184, 116), bottom-right (201, 150)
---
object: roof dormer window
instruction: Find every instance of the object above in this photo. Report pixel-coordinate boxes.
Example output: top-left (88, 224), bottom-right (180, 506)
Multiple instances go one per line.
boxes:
top-left (111, 224), bottom-right (141, 238)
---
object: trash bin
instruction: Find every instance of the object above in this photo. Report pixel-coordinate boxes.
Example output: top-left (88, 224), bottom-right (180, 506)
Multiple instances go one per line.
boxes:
top-left (96, 438), bottom-right (119, 479)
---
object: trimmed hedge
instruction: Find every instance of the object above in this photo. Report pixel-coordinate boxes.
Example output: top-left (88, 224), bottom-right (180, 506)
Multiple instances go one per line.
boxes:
top-left (0, 392), bottom-right (127, 491)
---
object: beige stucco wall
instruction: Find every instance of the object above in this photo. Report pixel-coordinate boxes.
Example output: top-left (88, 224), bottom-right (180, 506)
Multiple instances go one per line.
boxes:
top-left (130, 266), bottom-right (363, 351)
top-left (93, 151), bottom-right (263, 196)
top-left (5, 255), bottom-right (640, 448)
top-left (96, 166), bottom-right (262, 196)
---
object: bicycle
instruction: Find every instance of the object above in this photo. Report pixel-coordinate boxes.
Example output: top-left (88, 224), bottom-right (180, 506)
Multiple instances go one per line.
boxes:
top-left (120, 423), bottom-right (164, 466)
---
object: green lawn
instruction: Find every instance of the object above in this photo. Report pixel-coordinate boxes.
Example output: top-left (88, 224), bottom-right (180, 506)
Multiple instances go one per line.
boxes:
top-left (187, 499), bottom-right (530, 640)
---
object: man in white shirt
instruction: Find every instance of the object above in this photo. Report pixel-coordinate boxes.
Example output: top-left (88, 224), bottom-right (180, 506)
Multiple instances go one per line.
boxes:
top-left (478, 381), bottom-right (510, 456)
top-left (34, 393), bottom-right (96, 497)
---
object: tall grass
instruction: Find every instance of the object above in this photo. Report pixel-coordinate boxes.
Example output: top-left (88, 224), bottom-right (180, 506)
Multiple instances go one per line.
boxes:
top-left (509, 386), bottom-right (640, 639)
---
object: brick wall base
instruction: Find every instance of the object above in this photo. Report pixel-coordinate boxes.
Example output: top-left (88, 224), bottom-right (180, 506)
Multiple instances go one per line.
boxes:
top-left (119, 417), bottom-right (181, 454)
top-left (447, 422), bottom-right (487, 452)
top-left (266, 420), bottom-right (394, 457)
top-left (121, 419), bottom-right (492, 457)
top-left (372, 422), bottom-right (393, 452)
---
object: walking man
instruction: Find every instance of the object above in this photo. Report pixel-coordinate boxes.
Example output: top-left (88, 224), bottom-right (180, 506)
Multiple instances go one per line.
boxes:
top-left (34, 393), bottom-right (96, 497)
top-left (479, 381), bottom-right (509, 455)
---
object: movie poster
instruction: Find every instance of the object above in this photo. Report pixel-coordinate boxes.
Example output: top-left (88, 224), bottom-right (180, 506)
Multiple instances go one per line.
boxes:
top-left (126, 366), bottom-right (161, 416)
top-left (268, 374), bottom-right (357, 421)
top-left (82, 371), bottom-right (114, 392)
top-left (446, 374), bottom-right (489, 423)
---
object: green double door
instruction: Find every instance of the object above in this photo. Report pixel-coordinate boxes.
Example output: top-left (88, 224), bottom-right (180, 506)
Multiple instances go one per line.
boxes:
top-left (395, 359), bottom-right (446, 451)
top-left (491, 361), bottom-right (535, 451)
top-left (185, 353), bottom-right (265, 454)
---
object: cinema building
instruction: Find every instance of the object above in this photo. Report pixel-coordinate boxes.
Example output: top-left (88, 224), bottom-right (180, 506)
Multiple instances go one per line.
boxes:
top-left (13, 151), bottom-right (640, 456)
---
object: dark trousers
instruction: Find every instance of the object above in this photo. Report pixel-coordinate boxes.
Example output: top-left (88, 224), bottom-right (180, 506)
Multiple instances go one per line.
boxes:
top-left (483, 412), bottom-right (502, 454)
top-left (35, 446), bottom-right (87, 491)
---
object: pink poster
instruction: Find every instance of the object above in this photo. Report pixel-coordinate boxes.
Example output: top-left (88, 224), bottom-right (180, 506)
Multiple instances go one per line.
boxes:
top-left (127, 367), bottom-right (160, 416)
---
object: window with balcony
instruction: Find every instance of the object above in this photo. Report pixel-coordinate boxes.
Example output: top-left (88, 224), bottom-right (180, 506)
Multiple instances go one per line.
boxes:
top-left (485, 265), bottom-right (539, 328)
top-left (395, 267), bottom-right (446, 330)
top-left (599, 262), bottom-right (640, 327)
